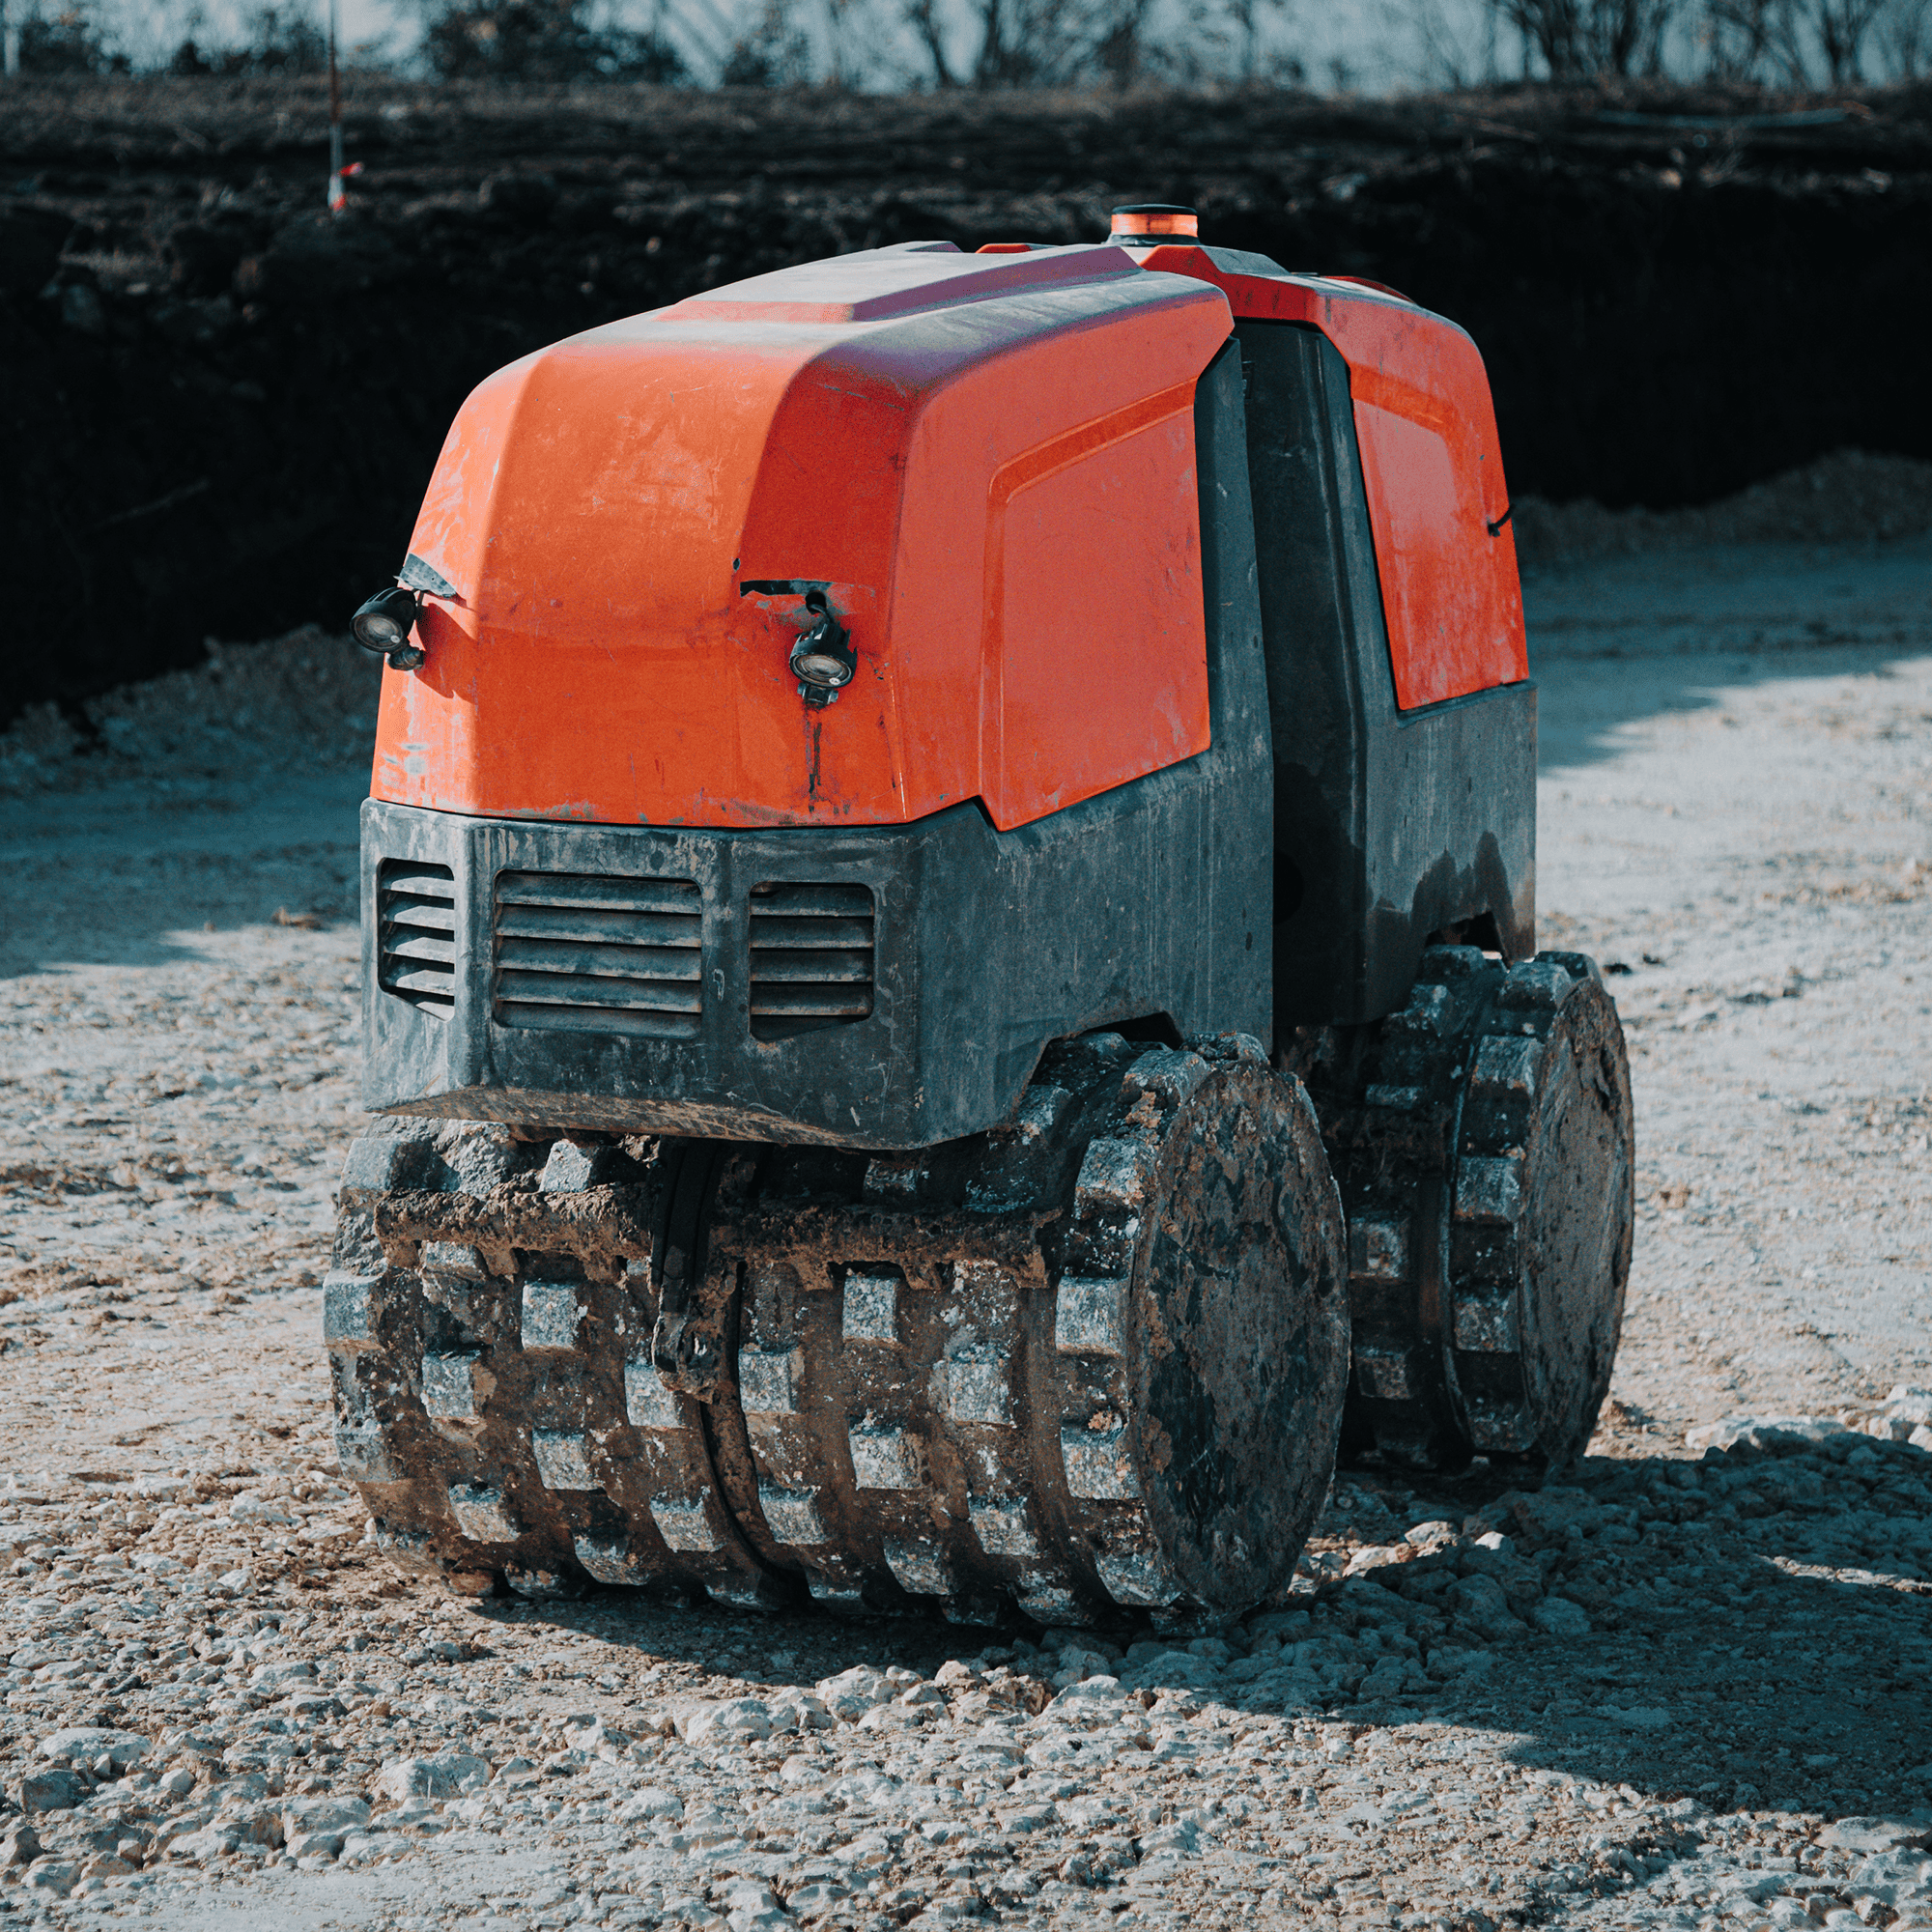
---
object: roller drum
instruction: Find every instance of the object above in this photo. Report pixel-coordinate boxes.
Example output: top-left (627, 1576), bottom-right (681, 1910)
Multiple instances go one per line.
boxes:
top-left (324, 1031), bottom-right (1350, 1624)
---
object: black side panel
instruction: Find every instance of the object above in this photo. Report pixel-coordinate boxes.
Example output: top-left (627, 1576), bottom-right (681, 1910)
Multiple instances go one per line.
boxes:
top-left (1236, 319), bottom-right (1536, 1032)
top-left (358, 341), bottom-right (1273, 1151)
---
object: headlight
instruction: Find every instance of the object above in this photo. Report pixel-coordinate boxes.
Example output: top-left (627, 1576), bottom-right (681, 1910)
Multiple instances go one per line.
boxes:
top-left (352, 585), bottom-right (426, 669)
top-left (788, 593), bottom-right (856, 706)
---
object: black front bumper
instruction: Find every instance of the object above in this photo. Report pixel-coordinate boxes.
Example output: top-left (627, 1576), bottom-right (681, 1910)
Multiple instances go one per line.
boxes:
top-left (359, 779), bottom-right (1272, 1151)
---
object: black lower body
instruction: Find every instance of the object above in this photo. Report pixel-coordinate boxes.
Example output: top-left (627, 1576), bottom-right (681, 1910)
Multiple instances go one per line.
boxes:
top-left (1273, 680), bottom-right (1537, 1028)
top-left (360, 771), bottom-right (1270, 1151)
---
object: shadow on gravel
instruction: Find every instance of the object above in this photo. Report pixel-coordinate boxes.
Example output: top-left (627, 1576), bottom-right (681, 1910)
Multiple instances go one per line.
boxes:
top-left (0, 768), bottom-right (365, 978)
top-left (456, 1590), bottom-right (1003, 1717)
top-left (444, 1428), bottom-right (1932, 1846)
top-left (1293, 1435), bottom-right (1932, 1832)
top-left (1528, 539), bottom-right (1932, 775)
top-left (1446, 1519), bottom-right (1932, 1813)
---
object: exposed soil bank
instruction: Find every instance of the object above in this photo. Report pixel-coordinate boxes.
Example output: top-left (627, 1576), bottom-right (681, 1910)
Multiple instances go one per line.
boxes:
top-left (5, 75), bottom-right (1931, 724)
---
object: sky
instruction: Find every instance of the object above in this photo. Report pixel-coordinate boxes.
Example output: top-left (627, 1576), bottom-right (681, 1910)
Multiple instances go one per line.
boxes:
top-left (97, 0), bottom-right (408, 66)
top-left (338, 0), bottom-right (395, 57)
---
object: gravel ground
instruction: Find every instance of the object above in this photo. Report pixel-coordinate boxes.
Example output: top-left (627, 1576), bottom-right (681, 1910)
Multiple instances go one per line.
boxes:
top-left (0, 530), bottom-right (1929, 1930)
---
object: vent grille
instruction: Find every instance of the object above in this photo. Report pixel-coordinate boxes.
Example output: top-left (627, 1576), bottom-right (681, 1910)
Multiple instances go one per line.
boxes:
top-left (494, 871), bottom-right (702, 1039)
top-left (377, 860), bottom-right (457, 1019)
top-left (749, 882), bottom-right (875, 1041)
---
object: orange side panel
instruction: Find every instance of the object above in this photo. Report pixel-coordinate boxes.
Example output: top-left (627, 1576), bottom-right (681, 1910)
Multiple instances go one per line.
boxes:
top-left (989, 395), bottom-right (1200, 823)
top-left (373, 243), bottom-right (1230, 832)
top-left (1133, 244), bottom-right (1527, 711)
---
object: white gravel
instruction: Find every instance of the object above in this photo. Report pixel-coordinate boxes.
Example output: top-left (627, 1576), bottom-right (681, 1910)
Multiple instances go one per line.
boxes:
top-left (0, 532), bottom-right (1929, 1930)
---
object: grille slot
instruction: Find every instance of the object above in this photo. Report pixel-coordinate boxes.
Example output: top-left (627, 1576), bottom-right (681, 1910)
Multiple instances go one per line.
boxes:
top-left (494, 871), bottom-right (702, 1039)
top-left (749, 881), bottom-right (875, 1041)
top-left (377, 860), bottom-right (457, 1019)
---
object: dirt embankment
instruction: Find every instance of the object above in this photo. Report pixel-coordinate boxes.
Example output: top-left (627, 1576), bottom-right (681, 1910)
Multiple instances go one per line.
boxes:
top-left (4, 75), bottom-right (1931, 726)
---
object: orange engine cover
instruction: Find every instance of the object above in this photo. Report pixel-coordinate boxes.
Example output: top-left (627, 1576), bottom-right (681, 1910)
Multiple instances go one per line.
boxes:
top-left (1132, 245), bottom-right (1527, 712)
top-left (372, 243), bottom-right (1233, 832)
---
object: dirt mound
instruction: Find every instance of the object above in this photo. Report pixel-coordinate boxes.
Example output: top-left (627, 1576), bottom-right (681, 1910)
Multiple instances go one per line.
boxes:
top-left (1514, 448), bottom-right (1932, 568)
top-left (0, 625), bottom-right (380, 797)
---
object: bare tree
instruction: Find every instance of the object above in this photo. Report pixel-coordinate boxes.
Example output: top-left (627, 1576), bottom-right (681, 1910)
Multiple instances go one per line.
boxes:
top-left (1702, 0), bottom-right (1792, 77)
top-left (1875, 0), bottom-right (1932, 70)
top-left (822, 0), bottom-right (906, 81)
top-left (1220, 0), bottom-right (1291, 76)
top-left (1490, 0), bottom-right (1675, 76)
top-left (1090, 0), bottom-right (1155, 80)
top-left (969, 0), bottom-right (1072, 83)
top-left (957, 0), bottom-right (1171, 84)
top-left (717, 0), bottom-right (810, 81)
top-left (1702, 0), bottom-right (1895, 80)
top-left (1803, 0), bottom-right (1889, 74)
top-left (900, 0), bottom-right (954, 80)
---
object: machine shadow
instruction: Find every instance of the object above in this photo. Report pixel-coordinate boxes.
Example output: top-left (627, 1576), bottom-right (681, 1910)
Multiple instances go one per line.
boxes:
top-left (1413, 1551), bottom-right (1929, 1818)
top-left (1524, 536), bottom-right (1932, 776)
top-left (1282, 1444), bottom-right (1932, 1829)
top-left (451, 1443), bottom-right (1931, 1837)
top-left (0, 766), bottom-right (364, 979)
